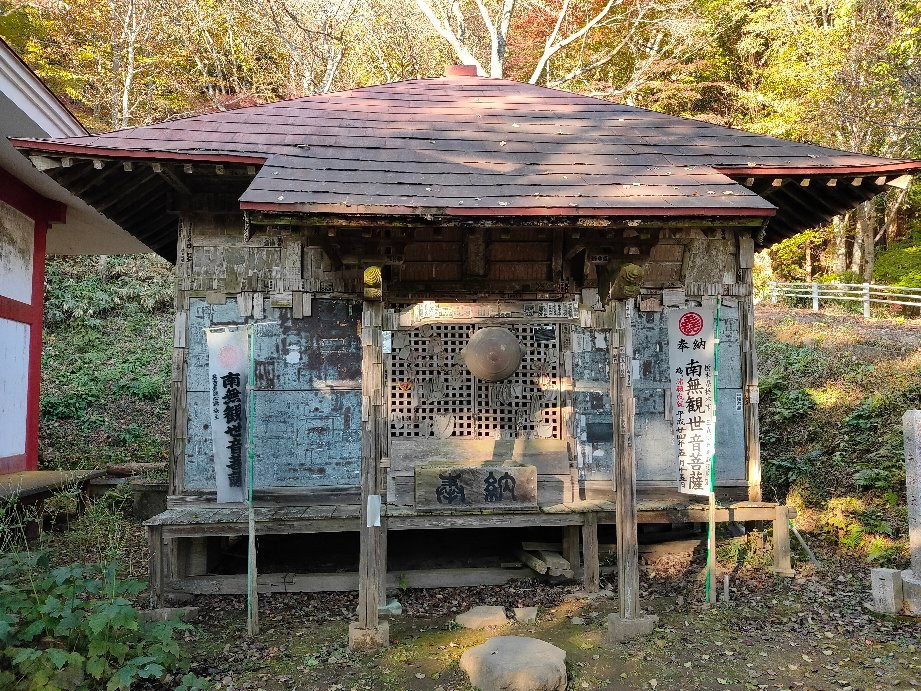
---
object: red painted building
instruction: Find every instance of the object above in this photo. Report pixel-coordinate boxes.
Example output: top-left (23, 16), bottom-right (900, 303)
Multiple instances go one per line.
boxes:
top-left (0, 39), bottom-right (147, 474)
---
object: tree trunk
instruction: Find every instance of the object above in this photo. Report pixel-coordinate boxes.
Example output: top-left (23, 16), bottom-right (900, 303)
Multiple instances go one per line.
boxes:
top-left (830, 213), bottom-right (850, 274)
top-left (861, 201), bottom-right (877, 281)
top-left (851, 207), bottom-right (866, 275)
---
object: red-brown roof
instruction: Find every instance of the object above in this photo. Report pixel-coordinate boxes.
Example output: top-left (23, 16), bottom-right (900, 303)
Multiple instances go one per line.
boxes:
top-left (11, 75), bottom-right (921, 250)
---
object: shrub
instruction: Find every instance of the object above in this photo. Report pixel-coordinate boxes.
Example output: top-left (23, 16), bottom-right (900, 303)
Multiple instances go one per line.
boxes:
top-left (0, 552), bottom-right (201, 690)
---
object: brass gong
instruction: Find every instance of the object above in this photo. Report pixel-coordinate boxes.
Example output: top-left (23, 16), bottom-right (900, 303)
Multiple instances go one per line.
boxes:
top-left (459, 327), bottom-right (522, 381)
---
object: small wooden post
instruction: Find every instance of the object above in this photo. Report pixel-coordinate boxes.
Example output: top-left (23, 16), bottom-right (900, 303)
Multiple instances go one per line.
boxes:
top-left (707, 493), bottom-right (717, 604)
top-left (581, 514), bottom-right (600, 593)
top-left (811, 282), bottom-right (819, 312)
top-left (562, 525), bottom-right (581, 579)
top-left (769, 281), bottom-right (777, 304)
top-left (605, 300), bottom-right (657, 641)
top-left (246, 504), bottom-right (258, 636)
top-left (772, 505), bottom-right (795, 577)
top-left (863, 282), bottom-right (871, 319)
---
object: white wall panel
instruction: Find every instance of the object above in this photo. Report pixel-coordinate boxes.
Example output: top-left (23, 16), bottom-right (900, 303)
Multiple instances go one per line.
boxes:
top-left (0, 200), bottom-right (33, 304)
top-left (0, 317), bottom-right (29, 457)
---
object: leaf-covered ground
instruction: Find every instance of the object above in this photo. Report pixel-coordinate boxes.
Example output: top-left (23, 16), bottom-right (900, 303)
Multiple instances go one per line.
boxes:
top-left (173, 546), bottom-right (920, 691)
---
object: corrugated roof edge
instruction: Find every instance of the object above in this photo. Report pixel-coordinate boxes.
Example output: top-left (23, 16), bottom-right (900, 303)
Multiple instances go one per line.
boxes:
top-left (715, 163), bottom-right (921, 176)
top-left (8, 138), bottom-right (268, 164)
top-left (239, 201), bottom-right (777, 217)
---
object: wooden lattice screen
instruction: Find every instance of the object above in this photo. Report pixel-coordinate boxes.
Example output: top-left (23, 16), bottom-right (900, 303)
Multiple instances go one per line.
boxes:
top-left (386, 322), bottom-right (562, 440)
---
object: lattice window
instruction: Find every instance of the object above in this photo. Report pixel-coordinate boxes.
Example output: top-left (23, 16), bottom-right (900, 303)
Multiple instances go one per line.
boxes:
top-left (387, 321), bottom-right (562, 439)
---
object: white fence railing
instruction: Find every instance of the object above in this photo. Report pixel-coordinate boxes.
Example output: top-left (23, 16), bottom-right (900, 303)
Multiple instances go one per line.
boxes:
top-left (768, 281), bottom-right (921, 316)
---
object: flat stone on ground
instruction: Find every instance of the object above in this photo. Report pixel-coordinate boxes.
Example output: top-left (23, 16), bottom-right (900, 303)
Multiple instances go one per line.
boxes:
top-left (455, 605), bottom-right (508, 629)
top-left (460, 636), bottom-right (567, 691)
top-left (514, 606), bottom-right (538, 624)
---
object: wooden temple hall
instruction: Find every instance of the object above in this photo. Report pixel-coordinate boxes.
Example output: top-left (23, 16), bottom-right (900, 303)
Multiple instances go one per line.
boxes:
top-left (14, 66), bottom-right (921, 645)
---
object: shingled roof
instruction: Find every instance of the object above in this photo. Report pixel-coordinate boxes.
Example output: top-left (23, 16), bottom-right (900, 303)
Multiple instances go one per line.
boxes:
top-left (12, 72), bottom-right (921, 258)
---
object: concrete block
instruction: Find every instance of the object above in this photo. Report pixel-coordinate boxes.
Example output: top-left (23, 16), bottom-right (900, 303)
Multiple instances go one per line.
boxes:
top-left (348, 621), bottom-right (390, 651)
top-left (139, 606), bottom-right (199, 623)
top-left (901, 569), bottom-right (921, 616)
top-left (604, 613), bottom-right (658, 643)
top-left (870, 568), bottom-right (903, 614)
top-left (513, 606), bottom-right (538, 624)
top-left (460, 636), bottom-right (566, 691)
top-left (456, 605), bottom-right (508, 629)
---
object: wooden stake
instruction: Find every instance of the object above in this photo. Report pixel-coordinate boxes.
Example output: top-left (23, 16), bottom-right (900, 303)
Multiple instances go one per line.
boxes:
top-left (708, 492), bottom-right (717, 604)
top-left (246, 325), bottom-right (259, 636)
top-left (247, 502), bottom-right (258, 635)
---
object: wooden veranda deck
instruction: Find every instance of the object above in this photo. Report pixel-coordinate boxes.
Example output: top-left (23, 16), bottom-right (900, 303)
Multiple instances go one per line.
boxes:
top-left (0, 469), bottom-right (106, 501)
top-left (145, 492), bottom-right (794, 603)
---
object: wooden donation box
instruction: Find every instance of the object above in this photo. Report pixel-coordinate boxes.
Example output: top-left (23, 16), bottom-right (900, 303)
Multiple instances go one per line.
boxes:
top-left (415, 462), bottom-right (538, 511)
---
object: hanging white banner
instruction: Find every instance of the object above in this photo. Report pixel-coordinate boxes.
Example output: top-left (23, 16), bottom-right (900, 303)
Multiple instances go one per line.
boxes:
top-left (205, 326), bottom-right (248, 503)
top-left (667, 305), bottom-right (717, 496)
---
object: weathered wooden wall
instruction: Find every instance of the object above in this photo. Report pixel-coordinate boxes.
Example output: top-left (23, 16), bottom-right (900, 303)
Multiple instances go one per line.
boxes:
top-left (184, 296), bottom-right (362, 490)
top-left (169, 212), bottom-right (760, 504)
top-left (630, 229), bottom-right (753, 489)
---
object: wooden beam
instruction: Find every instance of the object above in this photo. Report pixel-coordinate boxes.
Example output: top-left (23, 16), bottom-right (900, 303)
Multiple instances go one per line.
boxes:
top-left (168, 567), bottom-right (535, 595)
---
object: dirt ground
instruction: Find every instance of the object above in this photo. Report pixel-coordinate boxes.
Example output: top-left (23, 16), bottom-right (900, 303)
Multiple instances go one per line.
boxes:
top-left (161, 541), bottom-right (920, 691)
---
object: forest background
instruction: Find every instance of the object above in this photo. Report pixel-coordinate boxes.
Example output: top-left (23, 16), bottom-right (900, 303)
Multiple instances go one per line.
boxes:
top-left (2, 0), bottom-right (920, 281)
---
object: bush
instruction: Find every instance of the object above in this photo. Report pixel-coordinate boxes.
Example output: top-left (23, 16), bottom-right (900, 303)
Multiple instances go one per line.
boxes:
top-left (0, 552), bottom-right (202, 690)
top-left (873, 235), bottom-right (921, 288)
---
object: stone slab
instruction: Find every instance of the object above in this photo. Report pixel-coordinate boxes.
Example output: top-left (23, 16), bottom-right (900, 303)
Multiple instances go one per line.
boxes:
top-left (456, 605), bottom-right (509, 629)
top-left (460, 636), bottom-right (566, 691)
top-left (902, 569), bottom-right (921, 616)
top-left (513, 607), bottom-right (538, 624)
top-left (604, 613), bottom-right (658, 643)
top-left (870, 568), bottom-right (904, 614)
top-left (348, 621), bottom-right (390, 651)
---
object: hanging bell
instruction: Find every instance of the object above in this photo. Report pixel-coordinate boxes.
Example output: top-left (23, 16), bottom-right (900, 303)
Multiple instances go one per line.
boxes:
top-left (458, 327), bottom-right (523, 382)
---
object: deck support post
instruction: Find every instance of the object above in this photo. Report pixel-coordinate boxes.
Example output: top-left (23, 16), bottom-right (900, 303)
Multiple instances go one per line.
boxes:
top-left (148, 525), bottom-right (164, 608)
top-left (606, 299), bottom-right (657, 643)
top-left (581, 514), bottom-right (599, 593)
top-left (772, 505), bottom-right (795, 577)
top-left (562, 525), bottom-right (581, 579)
top-left (350, 291), bottom-right (389, 651)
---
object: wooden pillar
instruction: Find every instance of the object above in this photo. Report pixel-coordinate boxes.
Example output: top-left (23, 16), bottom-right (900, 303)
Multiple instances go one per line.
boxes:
top-left (581, 514), bottom-right (599, 593)
top-left (772, 505), bottom-right (794, 577)
top-left (739, 234), bottom-right (762, 502)
top-left (605, 299), bottom-right (657, 642)
top-left (612, 300), bottom-right (640, 618)
top-left (562, 525), bottom-right (581, 578)
top-left (350, 293), bottom-right (389, 650)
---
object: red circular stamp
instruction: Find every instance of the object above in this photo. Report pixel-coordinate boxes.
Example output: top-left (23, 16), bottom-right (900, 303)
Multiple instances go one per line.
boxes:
top-left (219, 344), bottom-right (240, 368)
top-left (678, 312), bottom-right (704, 337)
